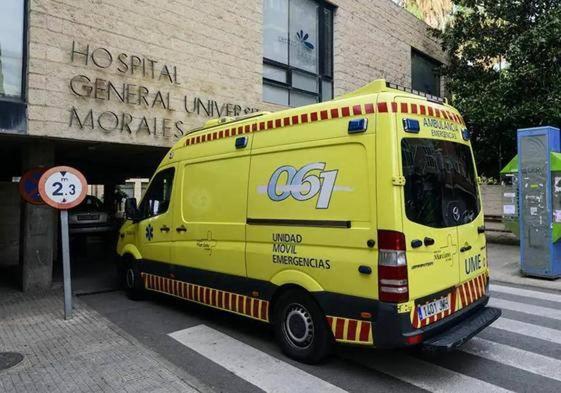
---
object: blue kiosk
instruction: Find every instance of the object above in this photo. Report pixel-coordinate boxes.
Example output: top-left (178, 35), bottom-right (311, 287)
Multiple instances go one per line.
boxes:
top-left (513, 126), bottom-right (561, 278)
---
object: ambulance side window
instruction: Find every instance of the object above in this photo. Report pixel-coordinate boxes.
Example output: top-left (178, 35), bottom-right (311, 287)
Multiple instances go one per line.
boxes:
top-left (138, 168), bottom-right (175, 220)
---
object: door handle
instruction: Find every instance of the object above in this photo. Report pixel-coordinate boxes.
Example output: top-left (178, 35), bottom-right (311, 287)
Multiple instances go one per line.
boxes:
top-left (460, 245), bottom-right (472, 253)
top-left (176, 225), bottom-right (187, 233)
top-left (160, 225), bottom-right (170, 232)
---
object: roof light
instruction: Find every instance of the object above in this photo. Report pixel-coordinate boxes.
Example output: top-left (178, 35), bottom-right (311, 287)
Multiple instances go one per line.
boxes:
top-left (462, 128), bottom-right (471, 141)
top-left (385, 82), bottom-right (445, 104)
top-left (348, 118), bottom-right (368, 134)
top-left (403, 118), bottom-right (420, 133)
top-left (235, 136), bottom-right (248, 149)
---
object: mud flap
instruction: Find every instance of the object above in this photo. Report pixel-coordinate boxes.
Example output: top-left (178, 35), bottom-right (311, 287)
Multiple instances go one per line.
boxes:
top-left (422, 307), bottom-right (502, 352)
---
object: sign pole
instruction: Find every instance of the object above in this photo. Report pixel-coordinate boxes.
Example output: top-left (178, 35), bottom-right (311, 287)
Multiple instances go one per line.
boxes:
top-left (60, 209), bottom-right (72, 320)
top-left (39, 166), bottom-right (87, 321)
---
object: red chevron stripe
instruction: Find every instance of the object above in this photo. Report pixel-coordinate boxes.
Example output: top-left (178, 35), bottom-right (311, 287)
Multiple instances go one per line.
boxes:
top-left (412, 307), bottom-right (420, 328)
top-left (335, 318), bottom-right (345, 340)
top-left (451, 289), bottom-right (457, 312)
top-left (480, 275), bottom-right (486, 294)
top-left (238, 295), bottom-right (244, 314)
top-left (458, 285), bottom-right (466, 308)
top-left (359, 321), bottom-right (370, 342)
top-left (470, 279), bottom-right (478, 301)
top-left (224, 291), bottom-right (229, 307)
top-left (464, 283), bottom-right (471, 305)
top-left (347, 319), bottom-right (358, 341)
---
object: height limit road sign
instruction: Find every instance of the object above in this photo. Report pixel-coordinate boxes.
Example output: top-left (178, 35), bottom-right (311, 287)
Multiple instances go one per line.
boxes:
top-left (39, 166), bottom-right (88, 320)
top-left (38, 166), bottom-right (87, 209)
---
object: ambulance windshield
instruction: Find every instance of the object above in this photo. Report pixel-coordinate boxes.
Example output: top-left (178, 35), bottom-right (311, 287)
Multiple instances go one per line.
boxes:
top-left (401, 138), bottom-right (480, 228)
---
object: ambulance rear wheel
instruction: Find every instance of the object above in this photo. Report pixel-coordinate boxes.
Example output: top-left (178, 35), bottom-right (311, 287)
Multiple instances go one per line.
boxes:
top-left (124, 260), bottom-right (144, 301)
top-left (274, 290), bottom-right (332, 364)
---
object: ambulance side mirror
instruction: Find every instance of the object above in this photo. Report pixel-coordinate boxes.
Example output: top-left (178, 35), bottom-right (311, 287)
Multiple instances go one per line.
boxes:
top-left (125, 198), bottom-right (140, 222)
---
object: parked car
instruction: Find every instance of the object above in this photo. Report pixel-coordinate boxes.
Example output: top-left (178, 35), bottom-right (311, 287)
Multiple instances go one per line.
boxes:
top-left (69, 195), bottom-right (115, 234)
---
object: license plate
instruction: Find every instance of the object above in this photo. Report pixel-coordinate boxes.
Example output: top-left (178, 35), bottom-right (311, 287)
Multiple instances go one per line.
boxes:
top-left (77, 214), bottom-right (100, 221)
top-left (417, 296), bottom-right (450, 320)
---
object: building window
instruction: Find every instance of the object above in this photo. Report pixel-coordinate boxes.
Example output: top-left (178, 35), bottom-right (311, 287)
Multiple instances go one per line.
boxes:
top-left (263, 0), bottom-right (334, 107)
top-left (0, 0), bottom-right (25, 100)
top-left (411, 49), bottom-right (441, 97)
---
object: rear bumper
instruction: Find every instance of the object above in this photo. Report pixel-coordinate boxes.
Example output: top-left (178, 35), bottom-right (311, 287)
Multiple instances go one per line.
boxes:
top-left (421, 306), bottom-right (501, 351)
top-left (374, 294), bottom-right (495, 349)
top-left (69, 223), bottom-right (115, 234)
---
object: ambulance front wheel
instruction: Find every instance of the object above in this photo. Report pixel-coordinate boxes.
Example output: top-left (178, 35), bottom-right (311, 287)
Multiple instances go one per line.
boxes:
top-left (273, 289), bottom-right (333, 364)
top-left (123, 259), bottom-right (144, 301)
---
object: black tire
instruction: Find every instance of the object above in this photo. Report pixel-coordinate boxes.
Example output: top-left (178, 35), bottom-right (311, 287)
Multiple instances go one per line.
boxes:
top-left (273, 289), bottom-right (333, 364)
top-left (124, 260), bottom-right (144, 300)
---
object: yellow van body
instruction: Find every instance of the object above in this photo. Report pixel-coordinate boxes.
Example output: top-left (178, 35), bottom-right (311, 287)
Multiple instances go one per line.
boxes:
top-left (117, 80), bottom-right (500, 360)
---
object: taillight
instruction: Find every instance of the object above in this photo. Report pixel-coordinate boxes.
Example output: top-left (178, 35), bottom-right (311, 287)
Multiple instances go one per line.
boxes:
top-left (378, 230), bottom-right (409, 303)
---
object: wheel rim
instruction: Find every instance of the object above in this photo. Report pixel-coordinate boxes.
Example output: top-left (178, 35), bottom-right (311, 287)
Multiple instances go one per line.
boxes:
top-left (126, 268), bottom-right (135, 289)
top-left (282, 303), bottom-right (314, 349)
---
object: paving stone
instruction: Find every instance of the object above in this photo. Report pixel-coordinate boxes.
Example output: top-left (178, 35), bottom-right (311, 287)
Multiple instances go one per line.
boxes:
top-left (0, 288), bottom-right (202, 393)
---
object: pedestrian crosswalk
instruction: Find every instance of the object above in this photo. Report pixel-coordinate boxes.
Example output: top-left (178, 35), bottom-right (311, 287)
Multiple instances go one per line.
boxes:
top-left (462, 337), bottom-right (561, 383)
top-left (170, 325), bottom-right (347, 393)
top-left (492, 317), bottom-right (561, 345)
top-left (169, 282), bottom-right (561, 393)
top-left (490, 284), bottom-right (561, 303)
top-left (490, 297), bottom-right (561, 321)
top-left (342, 349), bottom-right (514, 393)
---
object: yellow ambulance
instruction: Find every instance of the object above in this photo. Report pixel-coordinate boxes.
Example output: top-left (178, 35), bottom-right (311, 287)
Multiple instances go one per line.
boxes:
top-left (117, 80), bottom-right (501, 363)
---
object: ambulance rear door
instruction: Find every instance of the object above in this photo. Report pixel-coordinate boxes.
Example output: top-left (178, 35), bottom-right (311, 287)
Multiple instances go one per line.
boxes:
top-left (395, 97), bottom-right (462, 304)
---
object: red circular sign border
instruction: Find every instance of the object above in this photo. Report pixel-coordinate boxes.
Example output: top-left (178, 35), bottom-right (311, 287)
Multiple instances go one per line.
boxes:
top-left (38, 166), bottom-right (88, 210)
top-left (18, 167), bottom-right (48, 205)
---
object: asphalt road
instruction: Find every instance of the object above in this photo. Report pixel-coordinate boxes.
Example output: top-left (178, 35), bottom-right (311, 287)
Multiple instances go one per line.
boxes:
top-left (82, 282), bottom-right (561, 393)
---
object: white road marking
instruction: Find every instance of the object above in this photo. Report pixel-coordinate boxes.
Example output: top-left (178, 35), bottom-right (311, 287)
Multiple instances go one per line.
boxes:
top-left (169, 325), bottom-right (347, 393)
top-left (463, 337), bottom-right (561, 382)
top-left (490, 298), bottom-right (561, 321)
top-left (491, 317), bottom-right (561, 345)
top-left (491, 284), bottom-right (561, 303)
top-left (346, 351), bottom-right (513, 393)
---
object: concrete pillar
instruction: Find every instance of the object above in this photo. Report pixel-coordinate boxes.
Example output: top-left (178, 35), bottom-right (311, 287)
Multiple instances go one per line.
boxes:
top-left (104, 183), bottom-right (116, 215)
top-left (134, 180), bottom-right (143, 200)
top-left (20, 143), bottom-right (55, 292)
top-left (0, 182), bottom-right (21, 269)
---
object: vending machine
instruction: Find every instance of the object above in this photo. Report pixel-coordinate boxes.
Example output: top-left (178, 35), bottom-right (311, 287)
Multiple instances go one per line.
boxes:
top-left (517, 126), bottom-right (561, 278)
top-left (500, 155), bottom-right (519, 237)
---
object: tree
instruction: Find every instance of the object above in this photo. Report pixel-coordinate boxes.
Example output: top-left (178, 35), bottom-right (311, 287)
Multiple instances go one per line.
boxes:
top-left (433, 0), bottom-right (561, 177)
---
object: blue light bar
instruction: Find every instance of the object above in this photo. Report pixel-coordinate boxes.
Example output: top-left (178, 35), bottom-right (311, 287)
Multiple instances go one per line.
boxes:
top-left (462, 128), bottom-right (471, 141)
top-left (403, 118), bottom-right (420, 133)
top-left (348, 118), bottom-right (368, 134)
top-left (386, 82), bottom-right (445, 104)
top-left (235, 136), bottom-right (248, 148)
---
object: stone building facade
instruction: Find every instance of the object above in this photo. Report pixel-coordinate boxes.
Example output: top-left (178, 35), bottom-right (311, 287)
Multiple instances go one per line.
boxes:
top-left (25, 0), bottom-right (444, 148)
top-left (0, 0), bottom-right (445, 291)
